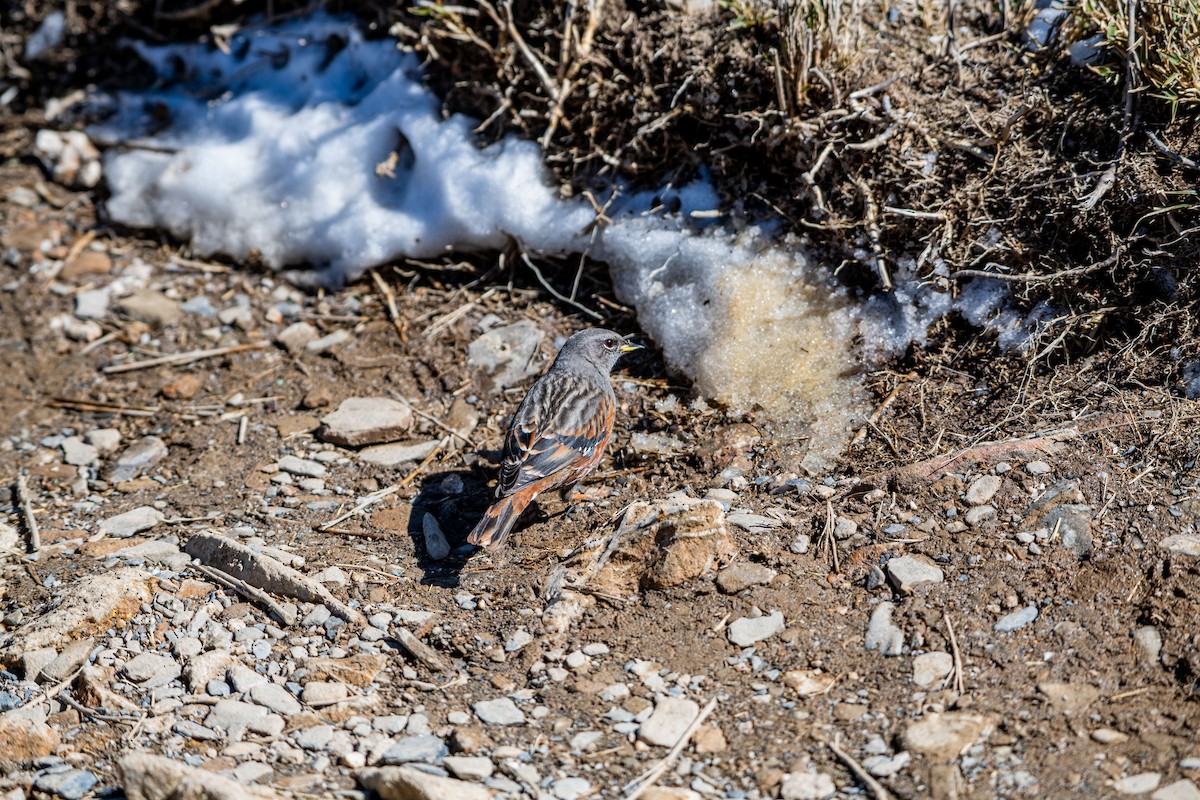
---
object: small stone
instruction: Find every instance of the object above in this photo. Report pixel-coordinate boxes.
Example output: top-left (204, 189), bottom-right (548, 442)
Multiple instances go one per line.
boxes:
top-left (780, 771), bottom-right (836, 799)
top-left (423, 513), bottom-right (450, 561)
top-left (172, 720), bottom-right (220, 741)
top-left (1026, 460), bottom-right (1052, 475)
top-left (381, 734), bottom-right (449, 764)
top-left (726, 513), bottom-right (782, 533)
top-left (306, 328), bottom-right (353, 354)
top-left (865, 752), bottom-right (910, 778)
top-left (74, 289), bottom-right (110, 320)
top-left (694, 724), bottom-right (727, 754)
top-left (468, 321), bottom-right (545, 392)
top-left (865, 602), bottom-right (904, 656)
top-left (1153, 781), bottom-right (1200, 800)
top-left (39, 638), bottom-right (94, 683)
top-left (715, 562), bottom-right (778, 594)
top-left (965, 474), bottom-right (1002, 505)
top-left (301, 681), bottom-right (349, 705)
top-left (116, 290), bottom-right (181, 327)
top-left (294, 724), bottom-right (335, 750)
top-left (61, 436), bottom-right (98, 466)
top-left (98, 506), bottom-right (164, 538)
top-left (161, 373), bottom-right (204, 401)
top-left (84, 428), bottom-right (121, 454)
top-left (1092, 728), bottom-right (1129, 744)
top-left (1160, 534), bottom-right (1200, 557)
top-left (1115, 774), bottom-right (1162, 795)
top-left (356, 766), bottom-right (491, 800)
top-left (472, 697), bottom-right (525, 726)
top-left (964, 505), bottom-right (996, 526)
top-left (994, 605), bottom-right (1038, 632)
top-left (217, 305), bottom-right (255, 330)
top-left (912, 652), bottom-right (953, 688)
top-left (782, 669), bottom-right (836, 696)
top-left (727, 611), bottom-right (785, 647)
top-left (228, 664), bottom-right (267, 693)
top-left (1038, 682), bottom-right (1100, 715)
top-left (23, 648), bottom-right (57, 681)
top-left (885, 555), bottom-right (944, 593)
top-left (107, 436), bottom-right (168, 482)
top-left (276, 322), bottom-right (319, 354)
top-left (277, 454), bottom-right (327, 478)
top-left (247, 682), bottom-right (302, 715)
top-left (790, 534), bottom-right (811, 554)
top-left (0, 713), bottom-right (60, 760)
top-left (122, 652), bottom-right (180, 687)
top-left (552, 777), bottom-right (592, 800)
top-left (358, 440), bottom-right (440, 466)
top-left (833, 516), bottom-right (858, 539)
top-left (505, 630), bottom-right (533, 653)
top-left (638, 696), bottom-right (700, 747)
top-left (33, 768), bottom-right (98, 800)
top-left (1135, 626), bottom-right (1163, 665)
top-left (902, 712), bottom-right (992, 759)
top-left (444, 755), bottom-right (494, 781)
top-left (185, 650), bottom-right (234, 692)
top-left (319, 397), bottom-right (413, 447)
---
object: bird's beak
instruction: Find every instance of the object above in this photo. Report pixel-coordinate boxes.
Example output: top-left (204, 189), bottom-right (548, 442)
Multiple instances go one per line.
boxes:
top-left (618, 340), bottom-right (644, 353)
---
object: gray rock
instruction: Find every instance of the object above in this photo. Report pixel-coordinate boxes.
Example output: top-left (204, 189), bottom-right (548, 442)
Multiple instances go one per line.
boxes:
top-left (358, 440), bottom-right (439, 466)
top-left (912, 652), bottom-right (953, 688)
top-left (227, 664), bottom-right (266, 692)
top-left (865, 602), bottom-right (904, 656)
top-left (994, 605), bottom-right (1038, 632)
top-left (504, 629), bottom-right (533, 653)
top-left (306, 329), bottom-right (353, 354)
top-left (277, 454), bottom-right (326, 478)
top-left (780, 771), bottom-right (836, 799)
top-left (727, 611), bottom-right (785, 647)
top-left (184, 650), bottom-right (233, 692)
top-left (217, 305), bottom-right (255, 330)
top-left (552, 777), bottom-right (593, 800)
top-left (1025, 460), bottom-right (1052, 475)
top-left (1160, 534), bottom-right (1200, 557)
top-left (23, 647), bottom-right (57, 681)
top-left (98, 506), bottom-right (164, 538)
top-left (276, 321), bottom-right (319, 354)
top-left (34, 769), bottom-right (98, 800)
top-left (886, 555), bottom-right (944, 594)
top-left (319, 397), bottom-right (413, 446)
top-left (864, 751), bottom-right (910, 778)
top-left (716, 562), bottom-right (778, 594)
top-left (964, 505), bottom-right (996, 526)
top-left (204, 699), bottom-right (282, 737)
top-left (380, 734), bottom-right (449, 764)
top-left (301, 681), bottom-right (348, 705)
top-left (356, 766), bottom-right (492, 800)
top-left (116, 290), bottom-right (181, 327)
top-left (123, 652), bottom-right (180, 687)
top-left (637, 696), bottom-right (699, 747)
top-left (84, 428), bottom-right (121, 454)
top-left (833, 516), bottom-right (858, 539)
top-left (172, 720), bottom-right (221, 741)
top-left (1152, 780), bottom-right (1200, 800)
top-left (423, 513), bottom-right (450, 561)
top-left (1114, 774), bottom-right (1161, 795)
top-left (443, 756), bottom-right (495, 782)
top-left (61, 436), bottom-right (98, 466)
top-left (294, 724), bottom-right (336, 750)
top-left (39, 638), bottom-right (94, 682)
top-left (1046, 505), bottom-right (1093, 556)
top-left (725, 513), bottom-right (782, 533)
top-left (468, 321), bottom-right (545, 392)
top-left (74, 289), bottom-right (110, 320)
top-left (1135, 626), bottom-right (1162, 665)
top-left (472, 697), bottom-right (525, 726)
top-left (247, 681), bottom-right (302, 715)
top-left (107, 436), bottom-right (168, 482)
top-left (965, 475), bottom-right (1002, 505)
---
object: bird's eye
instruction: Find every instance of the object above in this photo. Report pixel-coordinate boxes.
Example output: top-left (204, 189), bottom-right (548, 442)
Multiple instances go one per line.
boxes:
top-left (604, 338), bottom-right (617, 349)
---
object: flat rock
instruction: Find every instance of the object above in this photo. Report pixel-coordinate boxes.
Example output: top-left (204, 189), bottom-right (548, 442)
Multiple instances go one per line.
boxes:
top-left (228, 664), bottom-right (266, 692)
top-left (780, 771), bottom-right (836, 799)
top-left (725, 513), bottom-right (782, 533)
top-left (99, 506), bottom-right (164, 538)
top-left (994, 605), bottom-right (1038, 632)
top-left (467, 321), bottom-right (545, 392)
top-left (472, 697), bottom-right (525, 726)
top-left (301, 681), bottom-right (349, 705)
top-left (1037, 681), bottom-right (1100, 715)
top-left (443, 756), bottom-right (495, 782)
top-left (276, 322), bottom-right (319, 354)
top-left (885, 555), bottom-right (944, 593)
top-left (912, 651), bottom-right (954, 688)
top-left (119, 753), bottom-right (285, 800)
top-left (61, 436), bottom-right (98, 466)
top-left (185, 650), bottom-right (233, 692)
top-left (1153, 780), bottom-right (1200, 800)
top-left (74, 288), bottom-right (110, 319)
top-left (247, 682), bottom-right (302, 715)
top-left (85, 428), bottom-right (121, 453)
top-left (1115, 774), bottom-right (1162, 795)
top-left (552, 778), bottom-right (592, 800)
top-left (319, 397), bottom-right (414, 447)
top-left (33, 768), bottom-right (98, 800)
top-left (107, 436), bottom-right (168, 483)
top-left (123, 652), bottom-right (180, 687)
top-left (22, 647), bottom-right (57, 681)
top-left (0, 712), bottom-right (60, 763)
top-left (277, 454), bottom-right (326, 478)
top-left (727, 611), bottom-right (785, 647)
top-left (782, 669), bottom-right (837, 697)
top-left (1161, 534), bottom-right (1200, 557)
top-left (965, 474), bottom-right (1002, 505)
top-left (116, 290), bottom-right (181, 327)
top-left (380, 734), bottom-right (449, 764)
top-left (902, 712), bottom-right (992, 760)
top-left (0, 568), bottom-right (153, 667)
top-left (638, 696), bottom-right (700, 747)
top-left (865, 602), bottom-right (904, 656)
top-left (359, 440), bottom-right (439, 466)
top-left (355, 765), bottom-right (493, 800)
top-left (715, 562), bottom-right (778, 594)
top-left (302, 654), bottom-right (387, 687)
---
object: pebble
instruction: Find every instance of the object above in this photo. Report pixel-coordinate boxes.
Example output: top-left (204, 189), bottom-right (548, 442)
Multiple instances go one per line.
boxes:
top-left (358, 440), bottom-right (440, 466)
top-left (444, 756), bottom-right (495, 781)
top-left (726, 513), bottom-right (781, 533)
top-left (381, 734), bottom-right (448, 764)
top-left (1026, 460), bottom-right (1052, 475)
top-left (1153, 781), bottom-right (1200, 800)
top-left (1092, 728), bottom-right (1129, 744)
top-left (994, 605), bottom-right (1038, 632)
top-left (61, 436), bottom-right (98, 466)
top-left (790, 533), bottom-right (811, 554)
top-left (467, 321), bottom-right (545, 391)
top-left (98, 506), bottom-right (164, 537)
top-left (885, 555), bottom-right (944, 593)
top-left (505, 629), bottom-right (533, 652)
top-left (727, 611), bottom-right (785, 647)
top-left (715, 562), bottom-right (778, 594)
top-left (552, 777), bottom-right (593, 800)
top-left (74, 289), bottom-right (110, 320)
top-left (1160, 534), bottom-right (1200, 557)
top-left (780, 771), bottom-right (836, 799)
top-left (277, 454), bottom-right (327, 478)
top-left (247, 682), bottom-right (302, 715)
top-left (1115, 774), bottom-right (1162, 795)
top-left (33, 769), bottom-right (98, 800)
top-left (965, 474), bottom-right (1002, 505)
top-left (473, 697), bottom-right (526, 726)
top-left (294, 725), bottom-right (335, 750)
top-left (865, 602), bottom-right (904, 656)
top-left (301, 681), bottom-right (348, 705)
top-left (319, 397), bottom-right (414, 447)
top-left (40, 639), bottom-right (94, 682)
top-left (172, 720), bottom-right (220, 741)
top-left (1135, 626), bottom-right (1163, 664)
top-left (116, 290), bottom-right (181, 327)
top-left (423, 513), bottom-right (451, 561)
top-left (964, 505), bottom-right (996, 526)
top-left (912, 652), bottom-right (953, 688)
top-left (122, 652), bottom-right (180, 687)
top-left (228, 664), bottom-right (267, 692)
top-left (107, 436), bottom-right (168, 482)
top-left (306, 329), bottom-right (354, 354)
top-left (638, 697), bottom-right (699, 747)
top-left (84, 428), bottom-right (121, 454)
top-left (902, 712), bottom-right (991, 759)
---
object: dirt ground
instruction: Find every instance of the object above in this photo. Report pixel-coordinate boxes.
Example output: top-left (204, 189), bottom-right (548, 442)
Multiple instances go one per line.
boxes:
top-left (2, 2), bottom-right (1200, 800)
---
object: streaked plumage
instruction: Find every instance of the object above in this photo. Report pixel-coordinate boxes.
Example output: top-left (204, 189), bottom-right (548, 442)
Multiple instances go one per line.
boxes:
top-left (468, 328), bottom-right (640, 550)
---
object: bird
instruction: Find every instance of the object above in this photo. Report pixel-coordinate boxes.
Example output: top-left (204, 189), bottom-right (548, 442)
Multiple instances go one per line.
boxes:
top-left (467, 328), bottom-right (642, 551)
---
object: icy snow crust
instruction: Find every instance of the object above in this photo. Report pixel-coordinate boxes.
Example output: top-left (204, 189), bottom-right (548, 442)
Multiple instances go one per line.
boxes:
top-left (95, 16), bottom-right (1045, 469)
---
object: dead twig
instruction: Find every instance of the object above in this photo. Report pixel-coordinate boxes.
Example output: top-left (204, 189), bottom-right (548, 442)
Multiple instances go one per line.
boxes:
top-left (952, 244), bottom-right (1125, 283)
top-left (828, 737), bottom-right (894, 800)
top-left (370, 269), bottom-right (407, 343)
top-left (851, 373), bottom-right (914, 446)
top-left (16, 473), bottom-right (40, 554)
top-left (320, 484), bottom-right (401, 531)
top-left (944, 611), bottom-right (966, 695)
top-left (521, 251), bottom-right (603, 320)
top-left (102, 342), bottom-right (271, 374)
top-left (48, 397), bottom-right (159, 417)
top-left (1147, 131), bottom-right (1200, 170)
top-left (1080, 0), bottom-right (1138, 212)
top-left (623, 698), bottom-right (718, 799)
top-left (193, 564), bottom-right (296, 626)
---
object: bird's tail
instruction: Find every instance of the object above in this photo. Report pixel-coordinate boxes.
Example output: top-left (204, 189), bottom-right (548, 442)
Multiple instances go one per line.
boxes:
top-left (467, 492), bottom-right (532, 550)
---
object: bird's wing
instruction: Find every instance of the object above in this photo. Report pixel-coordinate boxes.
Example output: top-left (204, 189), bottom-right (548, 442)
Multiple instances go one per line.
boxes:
top-left (497, 374), bottom-right (615, 497)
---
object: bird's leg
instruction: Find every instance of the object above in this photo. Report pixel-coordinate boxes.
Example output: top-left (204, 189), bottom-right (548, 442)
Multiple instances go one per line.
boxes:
top-left (559, 481), bottom-right (611, 504)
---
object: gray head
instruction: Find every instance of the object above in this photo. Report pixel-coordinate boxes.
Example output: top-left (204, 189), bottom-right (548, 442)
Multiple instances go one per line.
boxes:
top-left (552, 328), bottom-right (642, 375)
